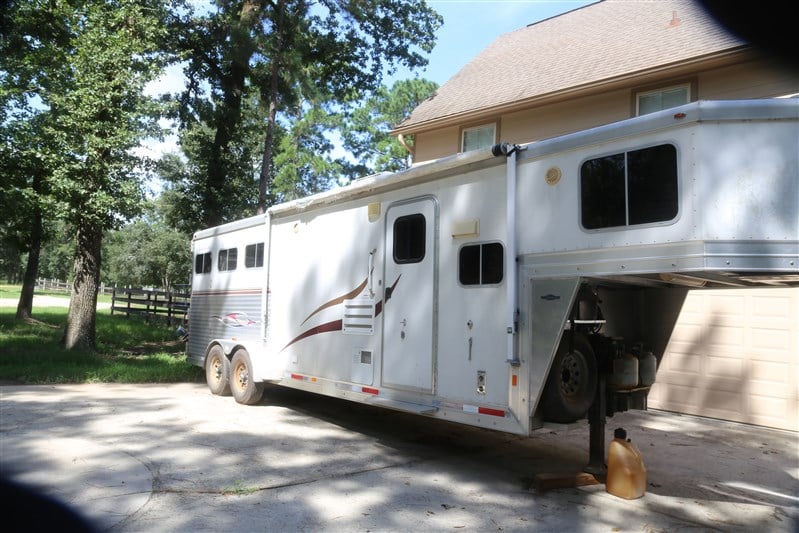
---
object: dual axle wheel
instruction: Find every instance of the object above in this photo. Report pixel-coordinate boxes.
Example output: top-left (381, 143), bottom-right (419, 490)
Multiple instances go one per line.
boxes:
top-left (204, 346), bottom-right (264, 405)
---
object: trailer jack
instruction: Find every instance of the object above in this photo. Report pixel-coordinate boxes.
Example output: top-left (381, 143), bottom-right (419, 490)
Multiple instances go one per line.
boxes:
top-left (533, 368), bottom-right (608, 493)
top-left (585, 372), bottom-right (608, 479)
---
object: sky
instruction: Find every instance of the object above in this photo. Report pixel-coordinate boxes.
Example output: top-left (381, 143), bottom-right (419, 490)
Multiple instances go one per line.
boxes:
top-left (389, 0), bottom-right (595, 86)
top-left (141, 1), bottom-right (595, 166)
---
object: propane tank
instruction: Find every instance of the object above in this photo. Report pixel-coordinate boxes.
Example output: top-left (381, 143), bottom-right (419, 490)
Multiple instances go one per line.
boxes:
top-left (637, 349), bottom-right (657, 387)
top-left (606, 427), bottom-right (647, 500)
top-left (610, 344), bottom-right (639, 390)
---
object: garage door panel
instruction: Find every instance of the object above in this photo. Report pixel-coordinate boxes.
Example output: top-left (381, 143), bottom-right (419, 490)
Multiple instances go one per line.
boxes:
top-left (705, 355), bottom-right (744, 380)
top-left (659, 351), bottom-right (702, 374)
top-left (751, 328), bottom-right (791, 352)
top-left (749, 359), bottom-right (793, 383)
top-left (649, 288), bottom-right (798, 432)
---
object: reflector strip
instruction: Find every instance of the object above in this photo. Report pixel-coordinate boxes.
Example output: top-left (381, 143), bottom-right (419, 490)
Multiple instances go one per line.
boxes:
top-left (462, 404), bottom-right (505, 417)
top-left (478, 406), bottom-right (505, 417)
top-left (361, 387), bottom-right (379, 395)
top-left (290, 373), bottom-right (317, 383)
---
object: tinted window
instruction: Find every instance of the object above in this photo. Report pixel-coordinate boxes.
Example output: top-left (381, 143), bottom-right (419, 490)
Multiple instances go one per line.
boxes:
top-left (245, 242), bottom-right (264, 268)
top-left (394, 213), bottom-right (426, 264)
top-left (459, 242), bottom-right (504, 285)
top-left (218, 248), bottom-right (238, 271)
top-left (194, 252), bottom-right (212, 274)
top-left (581, 144), bottom-right (678, 230)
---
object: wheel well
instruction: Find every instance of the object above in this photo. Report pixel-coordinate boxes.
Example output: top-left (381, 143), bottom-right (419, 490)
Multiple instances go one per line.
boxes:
top-left (205, 342), bottom-right (245, 363)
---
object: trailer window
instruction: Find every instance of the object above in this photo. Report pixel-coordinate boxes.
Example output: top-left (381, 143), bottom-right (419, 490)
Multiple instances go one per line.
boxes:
top-left (218, 247), bottom-right (238, 271)
top-left (194, 252), bottom-right (212, 274)
top-left (245, 242), bottom-right (264, 268)
top-left (459, 242), bottom-right (504, 285)
top-left (393, 213), bottom-right (425, 264)
top-left (581, 144), bottom-right (678, 230)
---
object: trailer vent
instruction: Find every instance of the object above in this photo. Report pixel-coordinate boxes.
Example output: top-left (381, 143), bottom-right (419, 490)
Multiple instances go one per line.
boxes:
top-left (343, 297), bottom-right (375, 335)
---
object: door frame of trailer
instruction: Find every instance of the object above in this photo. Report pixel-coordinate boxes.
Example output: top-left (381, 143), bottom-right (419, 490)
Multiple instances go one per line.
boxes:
top-left (381, 195), bottom-right (439, 394)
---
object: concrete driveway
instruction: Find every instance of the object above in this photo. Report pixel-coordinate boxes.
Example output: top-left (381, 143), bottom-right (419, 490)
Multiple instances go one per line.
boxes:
top-left (1, 383), bottom-right (797, 532)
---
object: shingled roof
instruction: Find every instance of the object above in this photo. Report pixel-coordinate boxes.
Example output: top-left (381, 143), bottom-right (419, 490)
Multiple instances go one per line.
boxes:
top-left (393, 0), bottom-right (745, 133)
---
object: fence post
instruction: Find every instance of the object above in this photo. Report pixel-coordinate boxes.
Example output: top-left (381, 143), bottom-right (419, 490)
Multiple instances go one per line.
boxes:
top-left (167, 291), bottom-right (173, 326)
top-left (111, 286), bottom-right (116, 316)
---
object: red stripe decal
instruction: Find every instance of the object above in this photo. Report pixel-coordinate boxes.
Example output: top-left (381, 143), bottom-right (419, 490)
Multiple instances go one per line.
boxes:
top-left (477, 407), bottom-right (505, 417)
top-left (362, 387), bottom-right (379, 395)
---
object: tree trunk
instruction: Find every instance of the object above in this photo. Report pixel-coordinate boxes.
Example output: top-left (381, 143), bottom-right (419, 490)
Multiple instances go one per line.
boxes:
top-left (257, 0), bottom-right (285, 214)
top-left (202, 0), bottom-right (263, 228)
top-left (15, 176), bottom-right (44, 320)
top-left (61, 221), bottom-right (102, 351)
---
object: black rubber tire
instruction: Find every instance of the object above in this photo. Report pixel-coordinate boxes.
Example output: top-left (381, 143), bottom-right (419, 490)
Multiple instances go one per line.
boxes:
top-left (205, 345), bottom-right (231, 396)
top-left (541, 333), bottom-right (598, 423)
top-left (230, 349), bottom-right (264, 405)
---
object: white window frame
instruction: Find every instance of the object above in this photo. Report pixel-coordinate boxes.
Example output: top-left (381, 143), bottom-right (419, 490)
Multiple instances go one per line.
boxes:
top-left (636, 84), bottom-right (691, 116)
top-left (461, 123), bottom-right (496, 153)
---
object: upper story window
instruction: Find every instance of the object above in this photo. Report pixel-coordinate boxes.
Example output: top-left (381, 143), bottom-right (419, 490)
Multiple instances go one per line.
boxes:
top-left (217, 247), bottom-right (238, 272)
top-left (581, 143), bottom-right (678, 230)
top-left (459, 242), bottom-right (504, 286)
top-left (245, 242), bottom-right (264, 268)
top-left (393, 213), bottom-right (426, 264)
top-left (636, 84), bottom-right (690, 116)
top-left (194, 252), bottom-right (212, 274)
top-left (461, 123), bottom-right (496, 152)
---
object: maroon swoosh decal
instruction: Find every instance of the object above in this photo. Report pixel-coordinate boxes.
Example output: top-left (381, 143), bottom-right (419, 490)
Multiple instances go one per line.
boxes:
top-left (282, 319), bottom-right (343, 351)
top-left (281, 275), bottom-right (401, 352)
top-left (300, 277), bottom-right (368, 326)
top-left (375, 275), bottom-right (401, 317)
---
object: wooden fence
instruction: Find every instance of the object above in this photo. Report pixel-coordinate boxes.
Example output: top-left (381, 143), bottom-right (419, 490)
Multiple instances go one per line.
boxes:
top-left (36, 278), bottom-right (114, 295)
top-left (111, 287), bottom-right (190, 326)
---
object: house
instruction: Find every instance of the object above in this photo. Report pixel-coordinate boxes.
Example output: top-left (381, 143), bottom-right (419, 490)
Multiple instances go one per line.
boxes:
top-left (392, 0), bottom-right (799, 431)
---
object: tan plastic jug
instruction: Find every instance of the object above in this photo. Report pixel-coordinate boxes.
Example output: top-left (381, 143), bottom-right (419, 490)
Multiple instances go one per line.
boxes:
top-left (606, 428), bottom-right (647, 499)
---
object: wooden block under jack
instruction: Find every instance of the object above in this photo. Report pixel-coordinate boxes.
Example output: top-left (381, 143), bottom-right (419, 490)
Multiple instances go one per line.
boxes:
top-left (533, 471), bottom-right (603, 493)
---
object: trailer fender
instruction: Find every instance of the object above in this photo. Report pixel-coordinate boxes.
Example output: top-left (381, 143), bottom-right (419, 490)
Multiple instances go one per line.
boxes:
top-left (524, 277), bottom-right (583, 418)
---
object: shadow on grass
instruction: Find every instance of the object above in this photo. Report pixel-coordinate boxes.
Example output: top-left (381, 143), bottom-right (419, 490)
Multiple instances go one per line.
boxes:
top-left (0, 307), bottom-right (203, 385)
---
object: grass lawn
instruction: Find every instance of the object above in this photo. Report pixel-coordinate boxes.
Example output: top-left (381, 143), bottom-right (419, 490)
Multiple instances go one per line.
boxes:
top-left (0, 285), bottom-right (203, 385)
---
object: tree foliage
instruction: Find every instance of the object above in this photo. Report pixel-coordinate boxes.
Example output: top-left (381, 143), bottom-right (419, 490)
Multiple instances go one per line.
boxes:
top-left (103, 203), bottom-right (191, 291)
top-left (163, 0), bottom-right (442, 227)
top-left (341, 78), bottom-right (439, 177)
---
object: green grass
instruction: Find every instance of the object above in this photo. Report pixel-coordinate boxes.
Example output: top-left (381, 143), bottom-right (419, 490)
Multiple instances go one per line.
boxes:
top-left (0, 286), bottom-right (203, 384)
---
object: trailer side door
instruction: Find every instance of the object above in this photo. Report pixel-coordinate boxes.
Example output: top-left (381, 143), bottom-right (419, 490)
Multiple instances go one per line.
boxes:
top-left (382, 197), bottom-right (437, 392)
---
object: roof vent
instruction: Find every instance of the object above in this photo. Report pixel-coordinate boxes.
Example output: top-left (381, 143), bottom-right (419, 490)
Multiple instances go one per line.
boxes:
top-left (668, 10), bottom-right (681, 28)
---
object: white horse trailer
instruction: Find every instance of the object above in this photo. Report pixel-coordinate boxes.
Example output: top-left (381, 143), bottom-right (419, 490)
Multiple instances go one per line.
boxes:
top-left (187, 99), bottom-right (799, 469)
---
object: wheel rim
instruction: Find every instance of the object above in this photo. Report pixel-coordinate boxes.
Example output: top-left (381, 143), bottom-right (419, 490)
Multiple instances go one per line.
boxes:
top-left (559, 350), bottom-right (587, 398)
top-left (210, 357), bottom-right (224, 384)
top-left (233, 361), bottom-right (248, 391)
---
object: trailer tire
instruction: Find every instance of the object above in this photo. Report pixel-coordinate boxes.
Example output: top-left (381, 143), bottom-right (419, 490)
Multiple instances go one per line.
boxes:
top-left (230, 349), bottom-right (264, 405)
top-left (205, 345), bottom-right (231, 396)
top-left (541, 333), bottom-right (597, 424)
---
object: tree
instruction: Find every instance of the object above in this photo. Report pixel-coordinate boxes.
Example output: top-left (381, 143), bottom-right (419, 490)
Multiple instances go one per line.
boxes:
top-left (1, 1), bottom-right (171, 350)
top-left (52, 1), bottom-right (170, 350)
top-left (103, 217), bottom-right (191, 291)
top-left (341, 78), bottom-right (439, 177)
top-left (0, 4), bottom-right (70, 318)
top-left (167, 0), bottom-right (442, 227)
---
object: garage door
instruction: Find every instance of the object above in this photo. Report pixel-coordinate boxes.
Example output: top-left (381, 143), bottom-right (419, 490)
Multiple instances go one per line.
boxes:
top-left (648, 288), bottom-right (798, 432)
